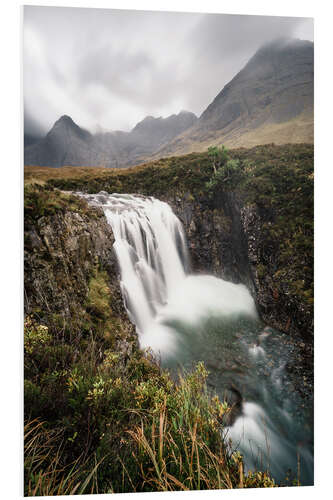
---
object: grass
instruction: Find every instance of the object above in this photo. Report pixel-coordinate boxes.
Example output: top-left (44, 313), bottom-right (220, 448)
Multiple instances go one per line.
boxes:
top-left (24, 321), bottom-right (277, 494)
top-left (24, 165), bottom-right (113, 185)
top-left (24, 183), bottom-right (103, 222)
top-left (24, 307), bottom-right (277, 493)
top-left (24, 419), bottom-right (102, 496)
top-left (127, 364), bottom-right (276, 491)
top-left (24, 143), bottom-right (312, 493)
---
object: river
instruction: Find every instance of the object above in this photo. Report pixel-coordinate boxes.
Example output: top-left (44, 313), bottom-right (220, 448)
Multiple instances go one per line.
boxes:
top-left (80, 191), bottom-right (314, 486)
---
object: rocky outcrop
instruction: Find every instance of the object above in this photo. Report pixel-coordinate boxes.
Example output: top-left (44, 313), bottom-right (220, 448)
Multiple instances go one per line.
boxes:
top-left (24, 200), bottom-right (137, 354)
top-left (165, 192), bottom-right (250, 285)
top-left (166, 192), bottom-right (313, 345)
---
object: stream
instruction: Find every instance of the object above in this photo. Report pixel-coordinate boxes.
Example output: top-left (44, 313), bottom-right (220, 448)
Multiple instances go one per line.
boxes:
top-left (80, 191), bottom-right (314, 486)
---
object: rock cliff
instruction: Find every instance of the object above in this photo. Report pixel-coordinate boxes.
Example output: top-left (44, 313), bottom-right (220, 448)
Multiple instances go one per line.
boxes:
top-left (43, 143), bottom-right (314, 347)
top-left (24, 187), bottom-right (137, 355)
top-left (168, 192), bottom-right (312, 344)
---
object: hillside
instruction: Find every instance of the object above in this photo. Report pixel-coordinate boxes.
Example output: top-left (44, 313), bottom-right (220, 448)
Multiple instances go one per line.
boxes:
top-left (24, 39), bottom-right (313, 169)
top-left (156, 38), bottom-right (313, 156)
top-left (24, 143), bottom-right (313, 492)
top-left (24, 111), bottom-right (197, 168)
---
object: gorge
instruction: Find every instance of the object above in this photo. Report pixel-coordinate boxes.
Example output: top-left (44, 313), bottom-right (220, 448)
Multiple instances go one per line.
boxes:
top-left (77, 191), bottom-right (313, 485)
top-left (24, 143), bottom-right (313, 492)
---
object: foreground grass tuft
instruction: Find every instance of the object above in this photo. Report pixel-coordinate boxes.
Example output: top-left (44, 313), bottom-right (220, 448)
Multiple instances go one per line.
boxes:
top-left (24, 419), bottom-right (102, 496)
top-left (24, 312), bottom-right (276, 493)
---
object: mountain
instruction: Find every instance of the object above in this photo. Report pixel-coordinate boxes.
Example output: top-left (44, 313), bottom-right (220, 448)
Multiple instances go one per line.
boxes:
top-left (24, 133), bottom-right (43, 148)
top-left (156, 38), bottom-right (314, 157)
top-left (131, 111), bottom-right (197, 150)
top-left (24, 38), bottom-right (313, 168)
top-left (24, 111), bottom-right (197, 168)
top-left (91, 110), bottom-right (197, 167)
top-left (24, 115), bottom-right (102, 168)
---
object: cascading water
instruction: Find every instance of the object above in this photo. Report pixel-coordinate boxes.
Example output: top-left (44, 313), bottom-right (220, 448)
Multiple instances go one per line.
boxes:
top-left (80, 191), bottom-right (313, 486)
top-left (83, 192), bottom-right (257, 355)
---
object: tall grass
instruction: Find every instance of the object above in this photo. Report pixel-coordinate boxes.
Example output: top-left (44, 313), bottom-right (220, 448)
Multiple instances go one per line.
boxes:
top-left (24, 313), bottom-right (276, 494)
top-left (24, 419), bottom-right (102, 496)
top-left (126, 366), bottom-right (276, 491)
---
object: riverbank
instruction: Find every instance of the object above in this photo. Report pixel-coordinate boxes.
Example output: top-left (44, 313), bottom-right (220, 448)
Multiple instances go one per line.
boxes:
top-left (24, 143), bottom-right (313, 492)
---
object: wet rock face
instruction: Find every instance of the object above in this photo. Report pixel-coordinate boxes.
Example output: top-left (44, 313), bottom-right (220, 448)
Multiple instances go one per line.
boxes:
top-left (240, 203), bottom-right (313, 343)
top-left (164, 191), bottom-right (312, 343)
top-left (25, 210), bottom-right (111, 315)
top-left (166, 192), bottom-right (250, 285)
top-left (24, 205), bottom-right (136, 349)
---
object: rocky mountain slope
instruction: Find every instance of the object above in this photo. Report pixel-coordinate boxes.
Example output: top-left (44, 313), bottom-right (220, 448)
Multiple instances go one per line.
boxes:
top-left (156, 38), bottom-right (314, 156)
top-left (24, 111), bottom-right (197, 168)
top-left (24, 38), bottom-right (313, 168)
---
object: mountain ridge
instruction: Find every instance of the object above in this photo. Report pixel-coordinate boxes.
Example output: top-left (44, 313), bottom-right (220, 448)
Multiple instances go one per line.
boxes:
top-left (24, 38), bottom-right (313, 168)
top-left (24, 110), bottom-right (197, 168)
top-left (155, 38), bottom-right (313, 157)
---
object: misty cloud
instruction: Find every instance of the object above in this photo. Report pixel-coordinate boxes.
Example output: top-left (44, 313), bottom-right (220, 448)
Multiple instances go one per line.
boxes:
top-left (24, 6), bottom-right (313, 136)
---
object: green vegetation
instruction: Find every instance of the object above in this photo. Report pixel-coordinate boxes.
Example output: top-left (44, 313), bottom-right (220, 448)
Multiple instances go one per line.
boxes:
top-left (24, 143), bottom-right (313, 493)
top-left (205, 145), bottom-right (243, 192)
top-left (24, 183), bottom-right (102, 222)
top-left (85, 267), bottom-right (130, 345)
top-left (207, 145), bottom-right (229, 172)
top-left (43, 143), bottom-right (312, 313)
top-left (24, 313), bottom-right (276, 494)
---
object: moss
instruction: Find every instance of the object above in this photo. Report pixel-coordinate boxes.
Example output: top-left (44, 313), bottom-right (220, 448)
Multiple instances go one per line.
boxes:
top-left (256, 263), bottom-right (266, 279)
top-left (24, 183), bottom-right (103, 222)
top-left (24, 143), bottom-right (313, 491)
top-left (85, 266), bottom-right (130, 345)
top-left (86, 269), bottom-right (112, 320)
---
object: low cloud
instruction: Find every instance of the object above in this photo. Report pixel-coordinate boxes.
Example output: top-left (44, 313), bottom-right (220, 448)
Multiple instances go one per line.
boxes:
top-left (24, 6), bottom-right (313, 136)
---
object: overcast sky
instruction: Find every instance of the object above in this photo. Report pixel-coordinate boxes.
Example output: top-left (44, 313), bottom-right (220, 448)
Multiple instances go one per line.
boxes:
top-left (24, 6), bottom-right (313, 136)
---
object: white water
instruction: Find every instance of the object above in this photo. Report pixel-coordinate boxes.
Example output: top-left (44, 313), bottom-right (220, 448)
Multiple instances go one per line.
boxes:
top-left (80, 191), bottom-right (313, 485)
top-left (81, 192), bottom-right (257, 356)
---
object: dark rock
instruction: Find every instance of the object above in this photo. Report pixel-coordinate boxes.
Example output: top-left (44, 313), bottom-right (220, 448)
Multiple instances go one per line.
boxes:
top-left (24, 201), bottom-right (137, 349)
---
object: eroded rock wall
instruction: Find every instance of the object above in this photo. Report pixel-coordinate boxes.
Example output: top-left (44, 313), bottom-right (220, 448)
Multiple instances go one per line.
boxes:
top-left (166, 192), bottom-right (313, 344)
top-left (24, 203), bottom-right (136, 354)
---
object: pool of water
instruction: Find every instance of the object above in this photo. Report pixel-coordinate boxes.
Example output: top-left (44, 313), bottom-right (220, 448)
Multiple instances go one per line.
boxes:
top-left (161, 314), bottom-right (314, 485)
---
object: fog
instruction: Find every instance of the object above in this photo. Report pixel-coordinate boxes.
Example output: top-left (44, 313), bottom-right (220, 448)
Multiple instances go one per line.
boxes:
top-left (24, 6), bottom-right (313, 135)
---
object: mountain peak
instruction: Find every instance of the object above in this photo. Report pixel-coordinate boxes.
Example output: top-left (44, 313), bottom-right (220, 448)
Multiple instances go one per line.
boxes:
top-left (158, 38), bottom-right (313, 156)
top-left (49, 115), bottom-right (92, 142)
top-left (252, 37), bottom-right (313, 60)
top-left (56, 114), bottom-right (75, 124)
top-left (178, 110), bottom-right (196, 117)
top-left (53, 115), bottom-right (81, 130)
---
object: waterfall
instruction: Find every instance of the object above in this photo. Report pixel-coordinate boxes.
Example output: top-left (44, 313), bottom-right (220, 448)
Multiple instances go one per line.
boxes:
top-left (80, 191), bottom-right (313, 485)
top-left (81, 191), bottom-right (257, 356)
